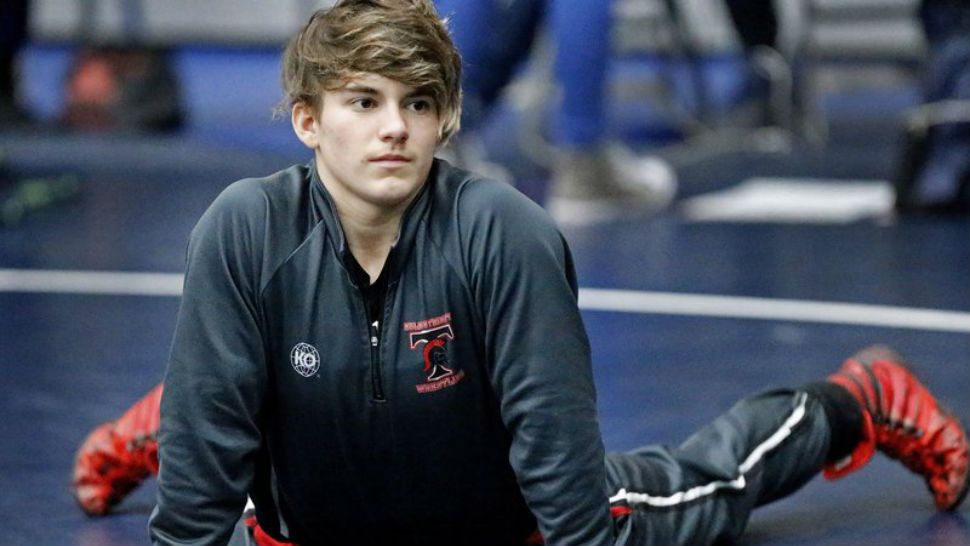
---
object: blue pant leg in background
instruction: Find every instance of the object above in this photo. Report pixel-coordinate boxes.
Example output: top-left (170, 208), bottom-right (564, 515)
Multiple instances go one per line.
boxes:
top-left (549, 0), bottom-right (611, 149)
top-left (434, 0), bottom-right (544, 133)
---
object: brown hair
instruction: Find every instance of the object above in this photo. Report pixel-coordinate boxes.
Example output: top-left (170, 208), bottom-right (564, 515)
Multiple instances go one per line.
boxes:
top-left (280, 0), bottom-right (462, 142)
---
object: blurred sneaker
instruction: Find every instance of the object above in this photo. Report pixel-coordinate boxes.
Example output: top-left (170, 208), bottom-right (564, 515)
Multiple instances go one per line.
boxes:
top-left (824, 346), bottom-right (970, 510)
top-left (547, 143), bottom-right (676, 225)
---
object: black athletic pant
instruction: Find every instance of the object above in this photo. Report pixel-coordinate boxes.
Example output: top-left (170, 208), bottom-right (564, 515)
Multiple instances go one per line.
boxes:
top-left (606, 388), bottom-right (829, 545)
top-left (723, 0), bottom-right (778, 51)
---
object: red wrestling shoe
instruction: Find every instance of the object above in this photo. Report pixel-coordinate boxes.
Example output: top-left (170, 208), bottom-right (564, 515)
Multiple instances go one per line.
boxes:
top-left (72, 384), bottom-right (163, 516)
top-left (823, 346), bottom-right (970, 510)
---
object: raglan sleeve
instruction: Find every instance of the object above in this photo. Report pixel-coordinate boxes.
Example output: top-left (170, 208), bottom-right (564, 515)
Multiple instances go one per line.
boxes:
top-left (457, 180), bottom-right (613, 546)
top-left (149, 181), bottom-right (269, 546)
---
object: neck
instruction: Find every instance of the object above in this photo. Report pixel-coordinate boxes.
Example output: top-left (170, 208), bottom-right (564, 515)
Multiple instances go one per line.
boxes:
top-left (314, 156), bottom-right (425, 282)
top-left (321, 179), bottom-right (409, 283)
top-left (340, 209), bottom-right (401, 282)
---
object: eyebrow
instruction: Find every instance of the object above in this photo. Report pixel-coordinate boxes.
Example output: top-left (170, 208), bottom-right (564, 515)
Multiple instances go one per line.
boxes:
top-left (338, 84), bottom-right (432, 99)
top-left (340, 84), bottom-right (378, 95)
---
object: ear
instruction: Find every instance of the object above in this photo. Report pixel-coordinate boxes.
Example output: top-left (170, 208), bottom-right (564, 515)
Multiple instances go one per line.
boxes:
top-left (291, 101), bottom-right (321, 149)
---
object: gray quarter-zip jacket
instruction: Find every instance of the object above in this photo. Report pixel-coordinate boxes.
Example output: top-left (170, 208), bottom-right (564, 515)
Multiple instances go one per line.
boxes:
top-left (149, 160), bottom-right (613, 546)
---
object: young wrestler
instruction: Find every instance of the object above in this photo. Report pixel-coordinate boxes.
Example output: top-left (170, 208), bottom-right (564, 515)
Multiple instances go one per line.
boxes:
top-left (73, 1), bottom-right (969, 544)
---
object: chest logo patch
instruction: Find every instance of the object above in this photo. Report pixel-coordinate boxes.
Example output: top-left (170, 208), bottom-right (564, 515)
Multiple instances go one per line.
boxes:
top-left (290, 342), bottom-right (320, 377)
top-left (404, 312), bottom-right (465, 393)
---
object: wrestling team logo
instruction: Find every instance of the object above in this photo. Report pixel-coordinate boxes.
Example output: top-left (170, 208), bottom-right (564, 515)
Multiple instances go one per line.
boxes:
top-left (404, 312), bottom-right (465, 394)
top-left (290, 342), bottom-right (320, 377)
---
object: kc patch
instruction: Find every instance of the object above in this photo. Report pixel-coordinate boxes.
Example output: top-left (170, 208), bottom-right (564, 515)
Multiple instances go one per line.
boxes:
top-left (403, 312), bottom-right (464, 393)
top-left (290, 342), bottom-right (320, 377)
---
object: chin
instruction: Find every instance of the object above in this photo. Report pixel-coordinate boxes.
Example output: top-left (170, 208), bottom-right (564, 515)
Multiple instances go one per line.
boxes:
top-left (369, 179), bottom-right (424, 206)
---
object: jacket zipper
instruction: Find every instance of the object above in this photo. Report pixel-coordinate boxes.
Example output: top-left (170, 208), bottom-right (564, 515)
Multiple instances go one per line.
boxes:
top-left (369, 318), bottom-right (386, 401)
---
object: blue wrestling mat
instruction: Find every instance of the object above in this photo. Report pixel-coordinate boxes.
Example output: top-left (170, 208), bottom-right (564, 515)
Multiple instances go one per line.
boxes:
top-left (1, 44), bottom-right (968, 546)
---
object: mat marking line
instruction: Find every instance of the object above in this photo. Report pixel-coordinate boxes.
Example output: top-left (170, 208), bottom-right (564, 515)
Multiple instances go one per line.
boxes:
top-left (0, 268), bottom-right (183, 296)
top-left (580, 288), bottom-right (970, 333)
top-left (2, 269), bottom-right (969, 333)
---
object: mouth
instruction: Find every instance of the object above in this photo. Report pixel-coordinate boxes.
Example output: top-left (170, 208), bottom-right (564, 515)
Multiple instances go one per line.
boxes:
top-left (370, 154), bottom-right (412, 165)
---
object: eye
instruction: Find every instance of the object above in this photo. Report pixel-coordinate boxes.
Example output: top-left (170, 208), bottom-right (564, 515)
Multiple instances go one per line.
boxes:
top-left (351, 97), bottom-right (376, 110)
top-left (407, 98), bottom-right (434, 113)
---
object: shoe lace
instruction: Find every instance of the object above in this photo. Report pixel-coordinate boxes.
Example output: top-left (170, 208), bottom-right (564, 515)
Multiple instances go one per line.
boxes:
top-left (77, 424), bottom-right (157, 501)
top-left (875, 417), bottom-right (935, 476)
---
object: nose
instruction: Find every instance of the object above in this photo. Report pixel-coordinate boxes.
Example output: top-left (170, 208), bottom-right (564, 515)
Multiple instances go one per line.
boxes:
top-left (378, 105), bottom-right (409, 144)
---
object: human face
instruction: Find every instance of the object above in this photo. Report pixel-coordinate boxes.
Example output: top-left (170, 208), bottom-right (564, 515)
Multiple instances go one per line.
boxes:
top-left (292, 73), bottom-right (441, 219)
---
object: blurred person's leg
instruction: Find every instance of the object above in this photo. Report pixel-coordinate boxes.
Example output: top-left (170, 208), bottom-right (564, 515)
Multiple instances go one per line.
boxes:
top-left (433, 0), bottom-right (542, 181)
top-left (918, 0), bottom-right (970, 105)
top-left (435, 0), bottom-right (543, 133)
top-left (894, 0), bottom-right (970, 212)
top-left (549, 0), bottom-right (610, 149)
top-left (546, 0), bottom-right (676, 224)
top-left (0, 0), bottom-right (82, 226)
top-left (723, 0), bottom-right (777, 51)
top-left (722, 0), bottom-right (792, 129)
top-left (0, 0), bottom-right (30, 124)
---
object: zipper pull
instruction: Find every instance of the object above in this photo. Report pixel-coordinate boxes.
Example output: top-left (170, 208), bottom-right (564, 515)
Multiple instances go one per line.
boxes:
top-left (370, 320), bottom-right (379, 347)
